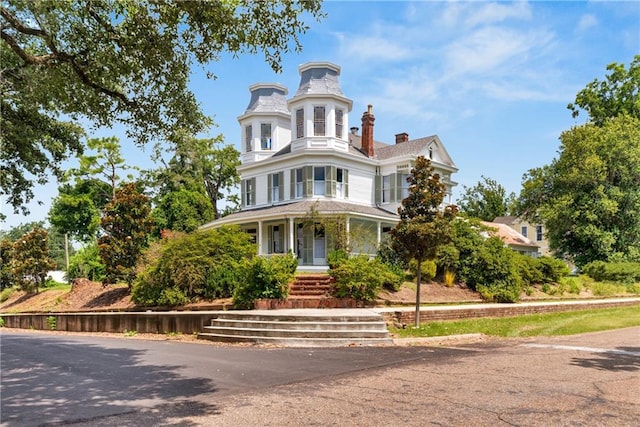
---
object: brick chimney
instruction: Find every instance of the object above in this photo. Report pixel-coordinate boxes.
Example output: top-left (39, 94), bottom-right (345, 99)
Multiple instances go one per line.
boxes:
top-left (361, 104), bottom-right (375, 157)
top-left (395, 132), bottom-right (409, 144)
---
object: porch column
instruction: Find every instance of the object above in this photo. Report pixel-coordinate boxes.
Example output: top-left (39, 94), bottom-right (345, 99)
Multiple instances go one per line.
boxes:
top-left (377, 221), bottom-right (382, 246)
top-left (257, 220), bottom-right (263, 255)
top-left (288, 218), bottom-right (295, 255)
top-left (345, 216), bottom-right (350, 248)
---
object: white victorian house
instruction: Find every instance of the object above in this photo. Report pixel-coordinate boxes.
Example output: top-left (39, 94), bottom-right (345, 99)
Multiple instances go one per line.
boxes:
top-left (201, 62), bottom-right (458, 269)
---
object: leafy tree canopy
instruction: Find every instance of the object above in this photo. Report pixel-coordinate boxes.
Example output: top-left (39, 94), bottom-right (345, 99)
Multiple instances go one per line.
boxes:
top-left (1, 0), bottom-right (323, 215)
top-left (457, 175), bottom-right (516, 221)
top-left (11, 226), bottom-right (56, 293)
top-left (517, 114), bottom-right (640, 266)
top-left (568, 55), bottom-right (640, 125)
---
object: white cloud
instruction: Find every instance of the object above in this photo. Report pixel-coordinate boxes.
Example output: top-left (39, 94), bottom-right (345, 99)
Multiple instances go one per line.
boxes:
top-left (464, 1), bottom-right (533, 28)
top-left (577, 14), bottom-right (598, 32)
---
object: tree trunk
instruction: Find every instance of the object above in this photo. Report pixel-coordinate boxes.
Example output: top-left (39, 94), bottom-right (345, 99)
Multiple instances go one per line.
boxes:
top-left (415, 259), bottom-right (422, 327)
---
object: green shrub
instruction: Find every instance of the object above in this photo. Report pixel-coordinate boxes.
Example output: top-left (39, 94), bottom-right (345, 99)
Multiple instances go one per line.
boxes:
top-left (132, 226), bottom-right (255, 307)
top-left (582, 261), bottom-right (640, 283)
top-left (408, 259), bottom-right (437, 283)
top-left (68, 242), bottom-right (105, 282)
top-left (0, 286), bottom-right (16, 303)
top-left (47, 316), bottom-right (56, 331)
top-left (233, 253), bottom-right (298, 309)
top-left (327, 249), bottom-right (349, 269)
top-left (329, 256), bottom-right (402, 302)
top-left (464, 237), bottom-right (522, 302)
top-left (0, 317), bottom-right (5, 327)
top-left (538, 256), bottom-right (570, 283)
top-left (435, 243), bottom-right (459, 277)
top-left (561, 277), bottom-right (583, 294)
top-left (514, 254), bottom-right (543, 286)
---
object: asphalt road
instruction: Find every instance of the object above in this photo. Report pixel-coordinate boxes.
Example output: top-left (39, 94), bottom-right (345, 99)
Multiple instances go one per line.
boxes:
top-left (1, 328), bottom-right (638, 426)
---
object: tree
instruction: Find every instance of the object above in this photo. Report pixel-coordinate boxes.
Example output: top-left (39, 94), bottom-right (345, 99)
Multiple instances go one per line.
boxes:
top-left (151, 136), bottom-right (240, 219)
top-left (517, 115), bottom-right (640, 266)
top-left (98, 183), bottom-right (155, 288)
top-left (11, 226), bottom-right (56, 293)
top-left (48, 179), bottom-right (112, 243)
top-left (457, 175), bottom-right (516, 221)
top-left (568, 55), bottom-right (640, 125)
top-left (68, 136), bottom-right (135, 199)
top-left (0, 222), bottom-right (73, 270)
top-left (391, 156), bottom-right (457, 326)
top-left (1, 1), bottom-right (324, 214)
top-left (153, 187), bottom-right (214, 233)
top-left (0, 238), bottom-right (13, 289)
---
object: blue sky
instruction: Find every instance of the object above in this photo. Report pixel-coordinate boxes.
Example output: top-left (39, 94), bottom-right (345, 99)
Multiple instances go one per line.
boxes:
top-left (2, 0), bottom-right (639, 230)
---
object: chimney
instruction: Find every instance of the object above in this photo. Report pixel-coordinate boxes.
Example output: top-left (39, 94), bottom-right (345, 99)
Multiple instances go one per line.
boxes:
top-left (395, 132), bottom-right (409, 144)
top-left (350, 126), bottom-right (359, 135)
top-left (361, 104), bottom-right (375, 157)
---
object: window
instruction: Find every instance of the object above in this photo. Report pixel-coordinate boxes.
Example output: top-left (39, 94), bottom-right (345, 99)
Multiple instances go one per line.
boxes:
top-left (296, 109), bottom-right (304, 138)
top-left (521, 226), bottom-right (528, 238)
top-left (268, 225), bottom-right (283, 254)
top-left (336, 168), bottom-right (346, 198)
top-left (295, 168), bottom-right (303, 198)
top-left (261, 123), bottom-right (272, 150)
top-left (536, 225), bottom-right (543, 241)
top-left (246, 228), bottom-right (257, 244)
top-left (314, 106), bottom-right (325, 136)
top-left (270, 173), bottom-right (280, 202)
top-left (245, 125), bottom-right (252, 152)
top-left (382, 175), bottom-right (391, 203)
top-left (335, 109), bottom-right (344, 138)
top-left (314, 166), bottom-right (325, 196)
top-left (243, 178), bottom-right (255, 206)
top-left (400, 174), bottom-right (410, 199)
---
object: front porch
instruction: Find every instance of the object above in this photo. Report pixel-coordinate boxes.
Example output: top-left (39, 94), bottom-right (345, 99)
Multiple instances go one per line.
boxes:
top-left (201, 200), bottom-right (399, 269)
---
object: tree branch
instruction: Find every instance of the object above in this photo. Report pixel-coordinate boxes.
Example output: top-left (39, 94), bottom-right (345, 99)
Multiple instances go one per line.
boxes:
top-left (0, 29), bottom-right (56, 65)
top-left (0, 7), bottom-right (47, 37)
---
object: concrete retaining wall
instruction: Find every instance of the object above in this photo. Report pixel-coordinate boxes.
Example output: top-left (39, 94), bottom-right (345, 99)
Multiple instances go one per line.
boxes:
top-left (0, 311), bottom-right (220, 334)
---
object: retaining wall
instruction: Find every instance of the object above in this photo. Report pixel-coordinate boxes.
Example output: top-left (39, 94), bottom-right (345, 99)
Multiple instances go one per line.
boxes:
top-left (379, 299), bottom-right (640, 325)
top-left (0, 311), bottom-right (220, 334)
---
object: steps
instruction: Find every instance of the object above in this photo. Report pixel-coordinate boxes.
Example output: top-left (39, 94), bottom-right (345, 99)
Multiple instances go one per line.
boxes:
top-left (198, 309), bottom-right (393, 347)
top-left (288, 274), bottom-right (335, 297)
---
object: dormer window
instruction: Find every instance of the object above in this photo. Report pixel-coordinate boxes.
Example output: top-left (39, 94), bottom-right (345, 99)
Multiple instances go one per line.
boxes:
top-left (335, 109), bottom-right (344, 139)
top-left (245, 125), bottom-right (252, 152)
top-left (296, 109), bottom-right (304, 138)
top-left (261, 123), bottom-right (272, 150)
top-left (314, 106), bottom-right (325, 136)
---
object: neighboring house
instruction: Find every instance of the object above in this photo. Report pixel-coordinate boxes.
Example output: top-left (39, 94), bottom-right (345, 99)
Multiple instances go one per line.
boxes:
top-left (493, 216), bottom-right (550, 256)
top-left (201, 62), bottom-right (458, 269)
top-left (481, 221), bottom-right (540, 257)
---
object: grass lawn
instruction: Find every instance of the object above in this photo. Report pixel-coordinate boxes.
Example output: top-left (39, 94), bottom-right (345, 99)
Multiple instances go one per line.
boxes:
top-left (391, 305), bottom-right (640, 338)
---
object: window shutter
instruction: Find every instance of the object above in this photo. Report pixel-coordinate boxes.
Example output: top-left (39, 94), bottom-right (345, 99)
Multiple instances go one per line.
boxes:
top-left (326, 166), bottom-right (336, 197)
top-left (267, 174), bottom-right (272, 204)
top-left (395, 173), bottom-right (403, 202)
top-left (250, 178), bottom-right (256, 206)
top-left (304, 166), bottom-right (313, 197)
top-left (290, 170), bottom-right (295, 200)
top-left (390, 173), bottom-right (397, 202)
top-left (240, 180), bottom-right (246, 208)
top-left (374, 175), bottom-right (381, 205)
top-left (344, 169), bottom-right (349, 198)
top-left (278, 172), bottom-right (284, 201)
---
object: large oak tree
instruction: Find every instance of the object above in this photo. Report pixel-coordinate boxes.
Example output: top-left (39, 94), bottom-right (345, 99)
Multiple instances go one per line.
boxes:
top-left (1, 0), bottom-right (323, 216)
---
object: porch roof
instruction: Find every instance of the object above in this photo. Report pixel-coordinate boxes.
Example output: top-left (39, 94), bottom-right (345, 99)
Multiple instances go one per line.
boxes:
top-left (201, 200), bottom-right (399, 229)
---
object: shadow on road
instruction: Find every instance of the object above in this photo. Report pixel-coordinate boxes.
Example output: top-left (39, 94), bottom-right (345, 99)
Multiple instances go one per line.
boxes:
top-left (570, 346), bottom-right (640, 372)
top-left (1, 335), bottom-right (220, 426)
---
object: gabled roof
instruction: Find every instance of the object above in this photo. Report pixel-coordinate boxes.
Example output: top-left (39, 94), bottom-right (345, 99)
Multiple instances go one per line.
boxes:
top-left (201, 200), bottom-right (399, 229)
top-left (375, 135), bottom-right (457, 168)
top-left (481, 221), bottom-right (539, 249)
top-left (492, 216), bottom-right (518, 225)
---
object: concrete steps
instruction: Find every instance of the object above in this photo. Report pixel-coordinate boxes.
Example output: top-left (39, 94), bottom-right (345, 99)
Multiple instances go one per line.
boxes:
top-left (198, 309), bottom-right (393, 347)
